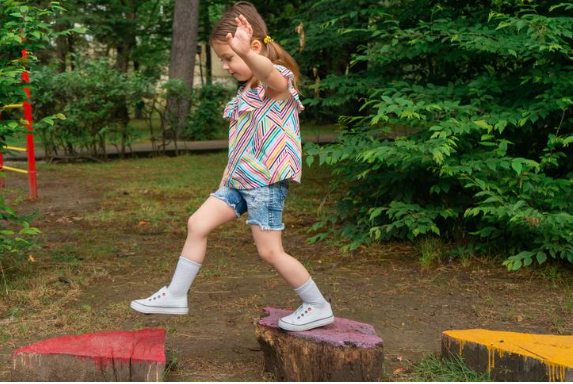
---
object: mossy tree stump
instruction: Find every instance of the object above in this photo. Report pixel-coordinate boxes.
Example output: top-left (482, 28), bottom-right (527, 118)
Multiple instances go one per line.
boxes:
top-left (442, 329), bottom-right (573, 382)
top-left (255, 307), bottom-right (384, 381)
top-left (12, 329), bottom-right (166, 381)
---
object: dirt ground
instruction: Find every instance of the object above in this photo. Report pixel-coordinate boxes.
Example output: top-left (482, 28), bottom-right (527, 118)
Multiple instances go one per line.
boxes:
top-left (0, 153), bottom-right (571, 381)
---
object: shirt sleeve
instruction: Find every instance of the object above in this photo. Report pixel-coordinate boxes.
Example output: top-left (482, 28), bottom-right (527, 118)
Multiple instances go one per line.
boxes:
top-left (269, 64), bottom-right (304, 113)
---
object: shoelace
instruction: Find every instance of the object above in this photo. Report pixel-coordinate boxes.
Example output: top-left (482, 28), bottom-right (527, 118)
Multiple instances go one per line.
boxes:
top-left (148, 291), bottom-right (167, 301)
top-left (295, 303), bottom-right (314, 319)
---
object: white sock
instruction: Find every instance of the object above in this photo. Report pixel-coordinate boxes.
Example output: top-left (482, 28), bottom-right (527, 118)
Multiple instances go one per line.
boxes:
top-left (294, 277), bottom-right (329, 308)
top-left (167, 256), bottom-right (202, 297)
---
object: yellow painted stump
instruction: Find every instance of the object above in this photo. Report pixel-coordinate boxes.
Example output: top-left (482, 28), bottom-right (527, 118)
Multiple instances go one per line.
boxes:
top-left (442, 329), bottom-right (572, 382)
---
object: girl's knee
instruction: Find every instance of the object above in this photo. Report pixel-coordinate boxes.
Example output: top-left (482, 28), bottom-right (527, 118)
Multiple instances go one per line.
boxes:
top-left (258, 248), bottom-right (284, 265)
top-left (187, 216), bottom-right (208, 238)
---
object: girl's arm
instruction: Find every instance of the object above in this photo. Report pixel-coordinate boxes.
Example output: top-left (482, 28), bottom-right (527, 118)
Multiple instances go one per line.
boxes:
top-left (227, 15), bottom-right (288, 94)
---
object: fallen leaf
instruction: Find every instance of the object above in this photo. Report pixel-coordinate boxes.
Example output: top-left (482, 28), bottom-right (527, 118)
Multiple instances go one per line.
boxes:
top-left (517, 315), bottom-right (523, 322)
top-left (28, 255), bottom-right (35, 263)
top-left (393, 367), bottom-right (406, 375)
top-left (138, 220), bottom-right (148, 226)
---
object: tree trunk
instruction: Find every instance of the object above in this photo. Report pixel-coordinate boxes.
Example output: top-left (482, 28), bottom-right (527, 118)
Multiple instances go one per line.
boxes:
top-left (55, 22), bottom-right (67, 73)
top-left (167, 0), bottom-right (200, 155)
top-left (203, 2), bottom-right (212, 85)
top-left (115, 6), bottom-right (137, 157)
top-left (255, 307), bottom-right (384, 381)
top-left (134, 60), bottom-right (144, 119)
top-left (67, 34), bottom-right (75, 71)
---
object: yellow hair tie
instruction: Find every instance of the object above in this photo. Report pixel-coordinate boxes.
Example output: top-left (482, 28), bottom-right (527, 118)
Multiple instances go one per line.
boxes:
top-left (264, 35), bottom-right (274, 44)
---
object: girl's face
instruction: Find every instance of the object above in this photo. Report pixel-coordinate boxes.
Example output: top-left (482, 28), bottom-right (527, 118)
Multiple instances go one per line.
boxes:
top-left (212, 40), bottom-right (261, 83)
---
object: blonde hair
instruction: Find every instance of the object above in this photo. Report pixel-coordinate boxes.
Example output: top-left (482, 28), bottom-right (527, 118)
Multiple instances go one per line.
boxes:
top-left (209, 1), bottom-right (302, 95)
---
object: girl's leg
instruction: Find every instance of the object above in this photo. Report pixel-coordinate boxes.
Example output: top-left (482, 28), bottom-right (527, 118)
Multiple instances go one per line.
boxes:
top-left (251, 225), bottom-right (329, 303)
top-left (130, 196), bottom-right (239, 314)
top-left (167, 196), bottom-right (239, 295)
top-left (251, 225), bottom-right (333, 331)
top-left (250, 225), bottom-right (309, 288)
top-left (181, 196), bottom-right (239, 264)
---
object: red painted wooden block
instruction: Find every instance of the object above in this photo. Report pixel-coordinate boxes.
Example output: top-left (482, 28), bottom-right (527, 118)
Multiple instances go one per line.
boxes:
top-left (12, 328), bottom-right (166, 382)
top-left (255, 307), bottom-right (384, 381)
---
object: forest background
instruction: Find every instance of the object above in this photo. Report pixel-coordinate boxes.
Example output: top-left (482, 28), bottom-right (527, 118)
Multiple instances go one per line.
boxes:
top-left (1, 0), bottom-right (572, 273)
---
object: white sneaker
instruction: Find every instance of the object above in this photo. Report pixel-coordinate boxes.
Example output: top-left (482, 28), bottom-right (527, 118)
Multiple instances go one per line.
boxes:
top-left (130, 286), bottom-right (188, 315)
top-left (278, 302), bottom-right (334, 332)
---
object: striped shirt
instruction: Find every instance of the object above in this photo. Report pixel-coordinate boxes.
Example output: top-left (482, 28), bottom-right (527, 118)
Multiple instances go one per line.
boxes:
top-left (219, 64), bottom-right (304, 190)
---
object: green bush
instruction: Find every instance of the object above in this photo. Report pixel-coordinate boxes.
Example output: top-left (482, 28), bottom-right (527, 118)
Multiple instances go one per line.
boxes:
top-left (304, 1), bottom-right (573, 269)
top-left (184, 84), bottom-right (235, 141)
top-left (0, 0), bottom-right (76, 262)
top-left (33, 59), bottom-right (150, 158)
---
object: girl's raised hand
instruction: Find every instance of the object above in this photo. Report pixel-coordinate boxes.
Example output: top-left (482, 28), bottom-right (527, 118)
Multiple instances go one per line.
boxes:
top-left (226, 14), bottom-right (253, 57)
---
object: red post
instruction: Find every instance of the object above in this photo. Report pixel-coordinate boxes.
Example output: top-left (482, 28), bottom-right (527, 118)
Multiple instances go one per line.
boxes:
top-left (21, 49), bottom-right (38, 199)
top-left (0, 111), bottom-right (4, 189)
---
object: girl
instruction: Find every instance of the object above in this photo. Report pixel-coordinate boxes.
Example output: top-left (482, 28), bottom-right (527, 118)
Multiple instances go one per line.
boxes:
top-left (130, 1), bottom-right (334, 332)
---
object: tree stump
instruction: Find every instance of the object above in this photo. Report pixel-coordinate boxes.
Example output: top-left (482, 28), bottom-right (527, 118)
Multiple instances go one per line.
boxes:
top-left (441, 329), bottom-right (573, 382)
top-left (12, 328), bottom-right (166, 382)
top-left (255, 307), bottom-right (384, 381)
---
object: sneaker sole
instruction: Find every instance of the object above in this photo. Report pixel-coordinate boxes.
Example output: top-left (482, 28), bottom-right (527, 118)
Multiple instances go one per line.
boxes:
top-left (278, 315), bottom-right (334, 332)
top-left (130, 301), bottom-right (188, 315)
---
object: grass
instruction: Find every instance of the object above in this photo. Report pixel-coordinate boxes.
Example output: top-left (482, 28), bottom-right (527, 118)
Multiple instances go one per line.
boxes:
top-left (416, 237), bottom-right (444, 269)
top-left (411, 353), bottom-right (491, 382)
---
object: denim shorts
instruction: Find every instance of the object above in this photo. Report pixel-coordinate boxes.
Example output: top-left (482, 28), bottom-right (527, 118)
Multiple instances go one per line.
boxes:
top-left (209, 179), bottom-right (289, 231)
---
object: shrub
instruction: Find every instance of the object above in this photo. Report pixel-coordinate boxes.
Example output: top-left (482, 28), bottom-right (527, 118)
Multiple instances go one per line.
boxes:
top-left (0, 0), bottom-right (76, 262)
top-left (304, 1), bottom-right (573, 270)
top-left (33, 59), bottom-right (149, 159)
top-left (184, 84), bottom-right (234, 141)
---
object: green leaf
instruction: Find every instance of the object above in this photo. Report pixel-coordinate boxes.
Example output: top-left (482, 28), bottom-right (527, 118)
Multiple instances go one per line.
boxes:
top-left (306, 155), bottom-right (314, 168)
top-left (474, 120), bottom-right (492, 130)
top-left (536, 252), bottom-right (547, 264)
top-left (511, 160), bottom-right (522, 175)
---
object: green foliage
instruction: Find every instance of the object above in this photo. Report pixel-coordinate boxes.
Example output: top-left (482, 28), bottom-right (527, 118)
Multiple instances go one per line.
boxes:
top-left (66, 0), bottom-right (174, 79)
top-left (184, 85), bottom-right (235, 140)
top-left (304, 1), bottom-right (573, 269)
top-left (0, 196), bottom-right (40, 258)
top-left (1, 0), bottom-right (72, 146)
top-left (278, 0), bottom-right (380, 123)
top-left (0, 0), bottom-right (78, 259)
top-left (32, 59), bottom-right (151, 158)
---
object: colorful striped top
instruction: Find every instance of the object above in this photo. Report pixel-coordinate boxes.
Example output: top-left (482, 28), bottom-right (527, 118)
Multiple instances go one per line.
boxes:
top-left (219, 64), bottom-right (304, 190)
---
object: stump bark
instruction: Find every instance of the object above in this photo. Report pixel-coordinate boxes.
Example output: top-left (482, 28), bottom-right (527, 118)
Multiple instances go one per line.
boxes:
top-left (441, 329), bottom-right (573, 382)
top-left (12, 328), bottom-right (166, 381)
top-left (255, 307), bottom-right (384, 381)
